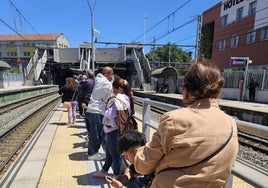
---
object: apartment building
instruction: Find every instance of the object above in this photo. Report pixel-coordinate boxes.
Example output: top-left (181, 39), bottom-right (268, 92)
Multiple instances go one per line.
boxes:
top-left (0, 33), bottom-right (69, 68)
top-left (201, 0), bottom-right (268, 70)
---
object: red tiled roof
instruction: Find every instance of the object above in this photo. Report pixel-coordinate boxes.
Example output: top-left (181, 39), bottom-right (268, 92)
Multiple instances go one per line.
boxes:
top-left (0, 34), bottom-right (62, 41)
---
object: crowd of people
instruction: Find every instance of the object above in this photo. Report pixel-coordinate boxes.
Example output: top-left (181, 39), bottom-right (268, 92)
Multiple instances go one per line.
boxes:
top-left (58, 63), bottom-right (239, 188)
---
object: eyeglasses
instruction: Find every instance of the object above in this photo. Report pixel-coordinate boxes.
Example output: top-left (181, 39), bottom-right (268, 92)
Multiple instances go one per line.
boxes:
top-left (103, 72), bottom-right (113, 77)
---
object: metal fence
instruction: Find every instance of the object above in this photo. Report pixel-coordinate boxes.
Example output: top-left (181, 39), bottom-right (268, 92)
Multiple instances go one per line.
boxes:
top-left (133, 96), bottom-right (268, 188)
top-left (0, 72), bottom-right (23, 88)
top-left (177, 69), bottom-right (268, 90)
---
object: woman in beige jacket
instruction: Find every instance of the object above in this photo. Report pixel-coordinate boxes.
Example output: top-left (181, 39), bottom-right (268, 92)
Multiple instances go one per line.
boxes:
top-left (134, 62), bottom-right (239, 188)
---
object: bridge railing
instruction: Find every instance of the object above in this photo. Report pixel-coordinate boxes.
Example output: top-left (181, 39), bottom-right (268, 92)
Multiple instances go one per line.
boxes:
top-left (133, 96), bottom-right (268, 188)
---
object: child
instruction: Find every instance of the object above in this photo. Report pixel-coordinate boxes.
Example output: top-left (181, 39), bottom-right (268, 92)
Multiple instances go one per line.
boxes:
top-left (105, 130), bottom-right (152, 188)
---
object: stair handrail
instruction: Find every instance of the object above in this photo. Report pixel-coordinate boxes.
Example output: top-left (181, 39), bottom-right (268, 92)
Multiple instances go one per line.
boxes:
top-left (34, 50), bottom-right (47, 81)
top-left (132, 49), bottom-right (144, 83)
top-left (24, 48), bottom-right (38, 78)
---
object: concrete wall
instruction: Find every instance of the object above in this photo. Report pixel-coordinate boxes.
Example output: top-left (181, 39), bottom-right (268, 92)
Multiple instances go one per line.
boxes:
top-left (222, 88), bottom-right (268, 103)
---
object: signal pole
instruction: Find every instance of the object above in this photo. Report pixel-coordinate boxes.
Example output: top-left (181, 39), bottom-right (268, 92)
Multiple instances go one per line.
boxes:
top-left (242, 58), bottom-right (252, 101)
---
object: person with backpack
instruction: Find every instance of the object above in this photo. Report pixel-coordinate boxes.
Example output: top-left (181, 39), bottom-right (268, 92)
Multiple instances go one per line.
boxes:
top-left (93, 77), bottom-right (135, 178)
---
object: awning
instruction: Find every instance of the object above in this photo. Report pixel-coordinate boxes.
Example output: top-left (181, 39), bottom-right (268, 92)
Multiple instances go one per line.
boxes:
top-left (0, 60), bottom-right (11, 70)
top-left (151, 66), bottom-right (178, 78)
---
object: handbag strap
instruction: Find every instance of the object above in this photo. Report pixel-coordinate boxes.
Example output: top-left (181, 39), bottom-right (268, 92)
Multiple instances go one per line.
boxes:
top-left (71, 91), bottom-right (76, 101)
top-left (157, 126), bottom-right (234, 175)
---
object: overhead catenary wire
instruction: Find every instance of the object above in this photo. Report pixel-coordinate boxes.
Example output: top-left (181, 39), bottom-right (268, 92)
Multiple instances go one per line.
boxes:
top-left (0, 18), bottom-right (27, 41)
top-left (152, 17), bottom-right (197, 44)
top-left (8, 0), bottom-right (45, 39)
top-left (133, 0), bottom-right (192, 43)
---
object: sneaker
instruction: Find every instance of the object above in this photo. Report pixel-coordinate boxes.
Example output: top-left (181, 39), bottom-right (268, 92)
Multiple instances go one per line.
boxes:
top-left (81, 134), bottom-right (88, 139)
top-left (93, 170), bottom-right (107, 178)
top-left (84, 136), bottom-right (89, 146)
top-left (88, 153), bottom-right (106, 161)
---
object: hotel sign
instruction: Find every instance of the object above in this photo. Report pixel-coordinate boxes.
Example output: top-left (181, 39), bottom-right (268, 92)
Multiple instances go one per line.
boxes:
top-left (223, 0), bottom-right (244, 11)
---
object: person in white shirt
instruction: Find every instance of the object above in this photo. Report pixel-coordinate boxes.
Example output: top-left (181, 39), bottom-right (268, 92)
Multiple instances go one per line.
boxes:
top-left (86, 66), bottom-right (115, 160)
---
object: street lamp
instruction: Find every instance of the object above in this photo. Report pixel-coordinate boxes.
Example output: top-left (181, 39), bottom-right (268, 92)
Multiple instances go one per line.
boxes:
top-left (87, 0), bottom-right (98, 74)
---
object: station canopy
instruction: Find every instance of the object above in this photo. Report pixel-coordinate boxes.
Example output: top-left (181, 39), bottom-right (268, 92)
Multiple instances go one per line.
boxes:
top-left (151, 66), bottom-right (178, 78)
top-left (0, 60), bottom-right (11, 70)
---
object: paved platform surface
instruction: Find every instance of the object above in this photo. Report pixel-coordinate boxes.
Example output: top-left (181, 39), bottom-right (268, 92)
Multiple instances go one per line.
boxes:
top-left (0, 103), bottom-right (254, 187)
top-left (1, 104), bottom-right (111, 188)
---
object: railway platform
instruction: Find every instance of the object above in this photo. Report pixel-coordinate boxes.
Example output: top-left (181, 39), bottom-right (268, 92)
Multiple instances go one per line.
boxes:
top-left (0, 103), bottom-right (111, 188)
top-left (0, 103), bottom-right (254, 187)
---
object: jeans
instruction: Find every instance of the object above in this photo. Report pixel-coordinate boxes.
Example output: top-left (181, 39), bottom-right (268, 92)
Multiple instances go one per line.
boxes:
top-left (67, 101), bottom-right (77, 124)
top-left (102, 129), bottom-right (122, 175)
top-left (86, 112), bottom-right (105, 156)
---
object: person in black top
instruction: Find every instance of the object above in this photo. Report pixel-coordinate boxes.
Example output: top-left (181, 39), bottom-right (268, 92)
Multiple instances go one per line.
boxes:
top-left (248, 78), bottom-right (259, 102)
top-left (58, 77), bottom-right (78, 125)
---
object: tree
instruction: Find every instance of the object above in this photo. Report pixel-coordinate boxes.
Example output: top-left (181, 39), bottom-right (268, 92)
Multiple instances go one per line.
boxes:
top-left (200, 21), bottom-right (214, 59)
top-left (146, 43), bottom-right (191, 62)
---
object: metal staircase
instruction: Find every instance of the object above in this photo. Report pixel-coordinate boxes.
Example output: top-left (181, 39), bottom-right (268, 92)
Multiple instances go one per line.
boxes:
top-left (24, 49), bottom-right (47, 85)
top-left (132, 48), bottom-right (151, 84)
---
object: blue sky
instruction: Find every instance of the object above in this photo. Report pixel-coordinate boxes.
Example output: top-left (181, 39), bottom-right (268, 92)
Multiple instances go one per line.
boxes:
top-left (1, 0), bottom-right (220, 53)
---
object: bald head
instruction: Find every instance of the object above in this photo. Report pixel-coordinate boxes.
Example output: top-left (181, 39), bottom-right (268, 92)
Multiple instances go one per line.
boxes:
top-left (102, 66), bottom-right (114, 81)
top-left (102, 66), bottom-right (113, 75)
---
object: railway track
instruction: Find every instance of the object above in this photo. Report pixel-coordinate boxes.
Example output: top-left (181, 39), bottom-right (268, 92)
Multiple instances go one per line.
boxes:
top-left (0, 94), bottom-right (60, 179)
top-left (0, 91), bottom-right (57, 115)
top-left (238, 132), bottom-right (268, 154)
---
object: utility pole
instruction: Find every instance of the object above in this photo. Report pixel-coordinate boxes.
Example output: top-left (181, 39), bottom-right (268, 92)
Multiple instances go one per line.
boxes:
top-left (195, 15), bottom-right (202, 62)
top-left (168, 43), bottom-right (171, 66)
top-left (91, 9), bottom-right (95, 74)
top-left (144, 12), bottom-right (147, 47)
top-left (87, 0), bottom-right (98, 74)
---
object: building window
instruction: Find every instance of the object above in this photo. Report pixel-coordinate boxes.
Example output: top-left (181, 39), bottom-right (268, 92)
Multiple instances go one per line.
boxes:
top-left (261, 26), bottom-right (268, 41)
top-left (231, 35), bottom-right (239, 48)
top-left (221, 15), bottom-right (228, 26)
top-left (7, 42), bottom-right (15, 47)
top-left (24, 52), bottom-right (30, 57)
top-left (248, 1), bottom-right (257, 15)
top-left (236, 7), bottom-right (243, 21)
top-left (7, 52), bottom-right (17, 57)
top-left (219, 39), bottom-right (226, 50)
top-left (23, 43), bottom-right (31, 47)
top-left (247, 30), bottom-right (256, 44)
